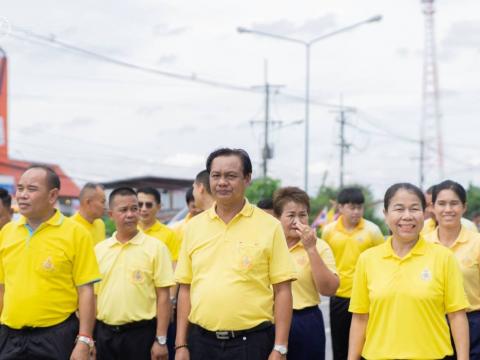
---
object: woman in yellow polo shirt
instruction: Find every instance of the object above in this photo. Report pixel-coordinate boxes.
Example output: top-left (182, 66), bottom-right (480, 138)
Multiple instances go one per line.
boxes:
top-left (348, 183), bottom-right (469, 360)
top-left (273, 187), bottom-right (339, 360)
top-left (427, 179), bottom-right (480, 359)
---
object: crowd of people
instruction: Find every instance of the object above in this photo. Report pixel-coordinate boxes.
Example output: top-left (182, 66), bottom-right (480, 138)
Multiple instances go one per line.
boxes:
top-left (0, 147), bottom-right (478, 360)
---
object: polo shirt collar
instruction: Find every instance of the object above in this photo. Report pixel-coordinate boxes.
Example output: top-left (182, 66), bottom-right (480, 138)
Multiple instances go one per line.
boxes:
top-left (382, 236), bottom-right (427, 258)
top-left (17, 209), bottom-right (64, 228)
top-left (141, 220), bottom-right (161, 232)
top-left (336, 216), bottom-right (365, 233)
top-left (430, 226), bottom-right (468, 246)
top-left (207, 198), bottom-right (254, 220)
top-left (109, 230), bottom-right (145, 247)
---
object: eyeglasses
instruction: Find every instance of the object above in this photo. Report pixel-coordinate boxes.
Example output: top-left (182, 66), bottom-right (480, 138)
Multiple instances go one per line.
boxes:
top-left (138, 201), bottom-right (154, 209)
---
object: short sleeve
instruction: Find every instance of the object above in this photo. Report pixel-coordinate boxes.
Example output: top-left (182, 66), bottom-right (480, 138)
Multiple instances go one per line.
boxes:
top-left (0, 227), bottom-right (5, 284)
top-left (444, 252), bottom-right (470, 313)
top-left (174, 225), bottom-right (193, 284)
top-left (317, 239), bottom-right (337, 274)
top-left (153, 242), bottom-right (175, 288)
top-left (268, 223), bottom-right (297, 284)
top-left (167, 231), bottom-right (181, 261)
top-left (349, 254), bottom-right (370, 314)
top-left (72, 227), bottom-right (101, 286)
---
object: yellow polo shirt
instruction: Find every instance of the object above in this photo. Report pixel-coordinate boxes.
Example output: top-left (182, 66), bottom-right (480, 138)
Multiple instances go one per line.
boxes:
top-left (95, 231), bottom-right (175, 325)
top-left (140, 220), bottom-right (180, 261)
top-left (322, 217), bottom-right (384, 298)
top-left (170, 212), bottom-right (194, 246)
top-left (422, 217), bottom-right (478, 236)
top-left (0, 210), bottom-right (100, 329)
top-left (289, 239), bottom-right (337, 310)
top-left (175, 200), bottom-right (296, 331)
top-left (71, 212), bottom-right (106, 245)
top-left (349, 237), bottom-right (469, 359)
top-left (425, 226), bottom-right (480, 311)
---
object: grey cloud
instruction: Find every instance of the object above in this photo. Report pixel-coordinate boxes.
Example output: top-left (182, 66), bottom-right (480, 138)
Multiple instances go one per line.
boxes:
top-left (157, 54), bottom-right (177, 65)
top-left (250, 14), bottom-right (336, 37)
top-left (61, 117), bottom-right (95, 129)
top-left (443, 20), bottom-right (480, 49)
top-left (136, 105), bottom-right (163, 117)
top-left (152, 23), bottom-right (189, 37)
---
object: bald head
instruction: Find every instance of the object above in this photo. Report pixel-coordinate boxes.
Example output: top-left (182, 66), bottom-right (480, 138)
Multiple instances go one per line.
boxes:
top-left (79, 183), bottom-right (106, 222)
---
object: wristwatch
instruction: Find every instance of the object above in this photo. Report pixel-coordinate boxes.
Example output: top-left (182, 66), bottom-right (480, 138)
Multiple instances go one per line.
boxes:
top-left (273, 344), bottom-right (288, 356)
top-left (76, 335), bottom-right (95, 349)
top-left (156, 335), bottom-right (167, 346)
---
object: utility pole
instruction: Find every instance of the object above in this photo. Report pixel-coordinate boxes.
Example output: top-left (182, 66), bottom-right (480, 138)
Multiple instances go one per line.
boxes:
top-left (251, 61), bottom-right (283, 178)
top-left (332, 105), bottom-right (354, 188)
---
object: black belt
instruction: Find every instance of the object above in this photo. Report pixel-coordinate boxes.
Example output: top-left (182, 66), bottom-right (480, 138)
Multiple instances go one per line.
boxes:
top-left (2, 313), bottom-right (77, 334)
top-left (98, 318), bottom-right (156, 333)
top-left (191, 321), bottom-right (272, 340)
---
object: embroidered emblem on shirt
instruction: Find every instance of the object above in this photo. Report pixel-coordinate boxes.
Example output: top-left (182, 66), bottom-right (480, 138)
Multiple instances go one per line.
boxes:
top-left (42, 257), bottom-right (55, 271)
top-left (131, 270), bottom-right (145, 283)
top-left (296, 256), bottom-right (307, 267)
top-left (462, 257), bottom-right (475, 268)
top-left (356, 236), bottom-right (364, 242)
top-left (420, 268), bottom-right (432, 281)
top-left (241, 256), bottom-right (252, 270)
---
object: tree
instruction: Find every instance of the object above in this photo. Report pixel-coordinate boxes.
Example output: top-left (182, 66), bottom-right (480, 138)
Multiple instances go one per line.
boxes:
top-left (466, 183), bottom-right (480, 219)
top-left (245, 177), bottom-right (281, 205)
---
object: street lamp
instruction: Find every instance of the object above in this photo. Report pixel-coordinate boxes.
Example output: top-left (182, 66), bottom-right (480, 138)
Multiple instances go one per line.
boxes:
top-left (238, 14), bottom-right (382, 193)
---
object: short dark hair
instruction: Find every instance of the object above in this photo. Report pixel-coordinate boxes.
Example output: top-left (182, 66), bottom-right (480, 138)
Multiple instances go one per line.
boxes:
top-left (195, 170), bottom-right (211, 194)
top-left (384, 183), bottom-right (426, 211)
top-left (432, 180), bottom-right (467, 205)
top-left (206, 148), bottom-right (252, 177)
top-left (337, 187), bottom-right (364, 205)
top-left (27, 164), bottom-right (61, 191)
top-left (273, 187), bottom-right (310, 217)
top-left (425, 185), bottom-right (436, 195)
top-left (109, 187), bottom-right (137, 208)
top-left (186, 187), bottom-right (194, 204)
top-left (0, 188), bottom-right (11, 209)
top-left (257, 198), bottom-right (273, 210)
top-left (79, 182), bottom-right (104, 201)
top-left (137, 187), bottom-right (161, 204)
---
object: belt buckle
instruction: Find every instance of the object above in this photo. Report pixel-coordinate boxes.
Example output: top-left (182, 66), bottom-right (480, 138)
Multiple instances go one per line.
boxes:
top-left (215, 331), bottom-right (232, 340)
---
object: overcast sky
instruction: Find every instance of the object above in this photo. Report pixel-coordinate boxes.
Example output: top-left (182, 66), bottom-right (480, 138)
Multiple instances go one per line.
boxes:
top-left (1, 0), bottom-right (479, 198)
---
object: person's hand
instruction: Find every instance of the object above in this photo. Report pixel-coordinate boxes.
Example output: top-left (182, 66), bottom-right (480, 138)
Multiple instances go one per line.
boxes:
top-left (70, 341), bottom-right (94, 360)
top-left (151, 341), bottom-right (168, 360)
top-left (174, 347), bottom-right (190, 360)
top-left (267, 350), bottom-right (286, 360)
top-left (294, 221), bottom-right (317, 250)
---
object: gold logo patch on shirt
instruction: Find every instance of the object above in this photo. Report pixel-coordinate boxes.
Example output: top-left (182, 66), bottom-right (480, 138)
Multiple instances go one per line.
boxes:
top-left (131, 269), bottom-right (145, 283)
top-left (462, 257), bottom-right (475, 268)
top-left (42, 257), bottom-right (55, 271)
top-left (241, 255), bottom-right (253, 270)
top-left (420, 268), bottom-right (432, 281)
top-left (296, 256), bottom-right (307, 267)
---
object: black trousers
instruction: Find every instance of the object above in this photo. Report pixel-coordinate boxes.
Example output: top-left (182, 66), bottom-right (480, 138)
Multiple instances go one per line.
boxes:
top-left (0, 314), bottom-right (78, 360)
top-left (329, 296), bottom-right (352, 360)
top-left (188, 322), bottom-right (274, 360)
top-left (95, 318), bottom-right (156, 360)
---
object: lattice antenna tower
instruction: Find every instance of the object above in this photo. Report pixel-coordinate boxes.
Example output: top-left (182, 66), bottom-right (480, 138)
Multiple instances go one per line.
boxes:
top-left (419, 0), bottom-right (444, 188)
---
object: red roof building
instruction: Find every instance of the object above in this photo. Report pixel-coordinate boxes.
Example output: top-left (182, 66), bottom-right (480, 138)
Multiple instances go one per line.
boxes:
top-left (0, 48), bottom-right (80, 199)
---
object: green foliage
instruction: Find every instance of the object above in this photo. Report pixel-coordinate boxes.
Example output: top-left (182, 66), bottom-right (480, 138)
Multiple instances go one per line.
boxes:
top-left (245, 177), bottom-right (281, 204)
top-left (103, 216), bottom-right (116, 237)
top-left (466, 184), bottom-right (480, 219)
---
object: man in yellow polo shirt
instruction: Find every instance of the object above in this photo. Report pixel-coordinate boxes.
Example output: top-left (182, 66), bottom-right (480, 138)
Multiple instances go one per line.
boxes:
top-left (192, 169), bottom-right (214, 212)
top-left (95, 187), bottom-right (175, 360)
top-left (0, 165), bottom-right (100, 360)
top-left (0, 188), bottom-right (13, 230)
top-left (138, 187), bottom-right (180, 262)
top-left (72, 182), bottom-right (106, 244)
top-left (175, 148), bottom-right (296, 360)
top-left (322, 187), bottom-right (384, 360)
